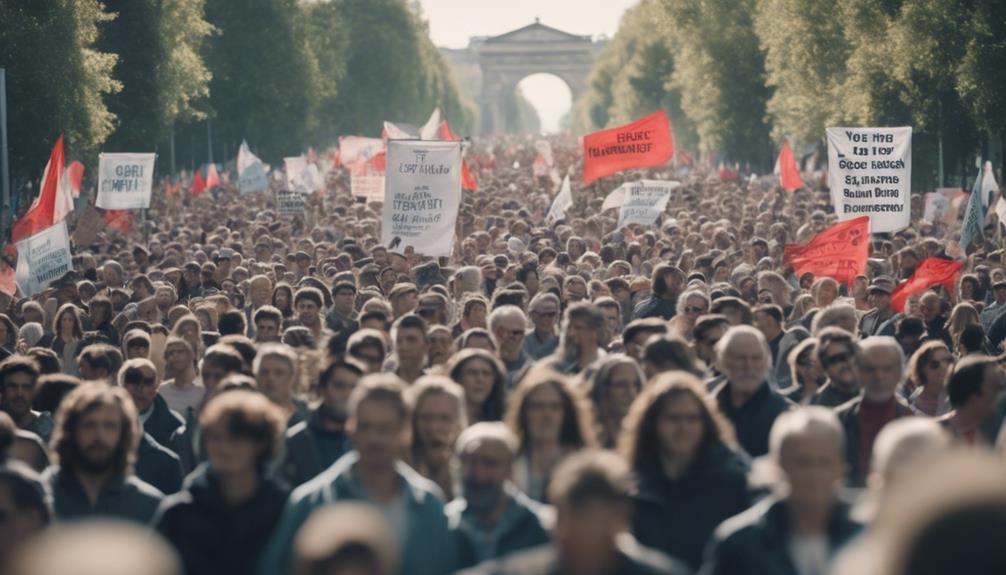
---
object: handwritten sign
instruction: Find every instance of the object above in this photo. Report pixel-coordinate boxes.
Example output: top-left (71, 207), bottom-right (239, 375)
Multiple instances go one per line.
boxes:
top-left (827, 127), bottom-right (912, 233)
top-left (96, 153), bottom-right (156, 209)
top-left (276, 190), bottom-right (306, 215)
top-left (616, 180), bottom-right (679, 229)
top-left (381, 140), bottom-right (462, 257)
top-left (15, 221), bottom-right (72, 297)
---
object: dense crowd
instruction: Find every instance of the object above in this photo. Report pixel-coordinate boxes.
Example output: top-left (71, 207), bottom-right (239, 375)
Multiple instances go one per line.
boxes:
top-left (1, 134), bottom-right (1006, 575)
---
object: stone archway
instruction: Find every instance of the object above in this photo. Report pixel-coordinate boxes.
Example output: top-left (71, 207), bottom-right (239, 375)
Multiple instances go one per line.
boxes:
top-left (476, 21), bottom-right (599, 135)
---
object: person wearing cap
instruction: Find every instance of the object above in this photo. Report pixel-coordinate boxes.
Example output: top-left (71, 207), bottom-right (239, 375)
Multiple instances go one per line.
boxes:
top-left (980, 279), bottom-right (1006, 331)
top-left (858, 276), bottom-right (901, 338)
top-left (325, 281), bottom-right (359, 343)
top-left (388, 283), bottom-right (418, 319)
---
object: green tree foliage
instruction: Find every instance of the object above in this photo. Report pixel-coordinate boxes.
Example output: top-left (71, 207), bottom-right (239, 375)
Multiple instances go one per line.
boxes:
top-left (202, 0), bottom-right (319, 164)
top-left (573, 0), bottom-right (697, 152)
top-left (158, 0), bottom-right (213, 130)
top-left (322, 0), bottom-right (473, 138)
top-left (0, 0), bottom-right (119, 185)
top-left (754, 0), bottom-right (850, 143)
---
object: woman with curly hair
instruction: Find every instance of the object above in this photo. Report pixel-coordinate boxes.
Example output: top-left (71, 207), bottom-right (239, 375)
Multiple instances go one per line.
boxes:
top-left (504, 367), bottom-right (597, 502)
top-left (620, 371), bottom-right (751, 570)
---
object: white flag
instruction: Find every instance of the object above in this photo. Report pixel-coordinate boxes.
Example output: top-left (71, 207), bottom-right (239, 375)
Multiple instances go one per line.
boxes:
top-left (420, 108), bottom-right (441, 141)
top-left (981, 160), bottom-right (999, 207)
top-left (237, 140), bottom-right (269, 194)
top-left (545, 175), bottom-right (573, 226)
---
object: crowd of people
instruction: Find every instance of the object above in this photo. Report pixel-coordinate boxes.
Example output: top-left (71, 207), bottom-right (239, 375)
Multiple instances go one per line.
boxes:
top-left (1, 134), bottom-right (1005, 575)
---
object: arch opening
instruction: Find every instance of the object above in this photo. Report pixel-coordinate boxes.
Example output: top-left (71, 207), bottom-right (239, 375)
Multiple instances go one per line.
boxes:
top-left (515, 73), bottom-right (572, 134)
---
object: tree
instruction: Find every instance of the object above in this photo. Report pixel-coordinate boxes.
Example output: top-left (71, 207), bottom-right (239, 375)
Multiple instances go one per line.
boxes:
top-left (201, 0), bottom-right (319, 164)
top-left (0, 0), bottom-right (119, 194)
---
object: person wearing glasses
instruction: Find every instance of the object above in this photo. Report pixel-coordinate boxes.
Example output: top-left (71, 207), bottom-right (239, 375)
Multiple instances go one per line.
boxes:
top-left (668, 289), bottom-right (709, 342)
top-left (489, 306), bottom-right (532, 390)
top-left (904, 341), bottom-right (953, 416)
top-left (812, 328), bottom-right (863, 408)
top-left (523, 293), bottom-right (560, 361)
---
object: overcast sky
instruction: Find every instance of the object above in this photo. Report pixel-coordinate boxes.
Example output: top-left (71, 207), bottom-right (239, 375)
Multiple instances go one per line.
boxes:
top-left (418, 0), bottom-right (639, 132)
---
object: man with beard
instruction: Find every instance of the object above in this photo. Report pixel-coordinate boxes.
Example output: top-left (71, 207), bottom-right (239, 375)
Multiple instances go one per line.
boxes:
top-left (489, 306), bottom-right (532, 390)
top-left (260, 374), bottom-right (454, 575)
top-left (544, 303), bottom-right (608, 376)
top-left (0, 357), bottom-right (53, 445)
top-left (282, 358), bottom-right (364, 486)
top-left (811, 328), bottom-right (862, 408)
top-left (44, 383), bottom-right (163, 523)
top-left (448, 422), bottom-right (552, 570)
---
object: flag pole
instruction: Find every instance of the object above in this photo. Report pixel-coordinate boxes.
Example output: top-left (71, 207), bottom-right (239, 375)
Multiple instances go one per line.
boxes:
top-left (0, 69), bottom-right (10, 241)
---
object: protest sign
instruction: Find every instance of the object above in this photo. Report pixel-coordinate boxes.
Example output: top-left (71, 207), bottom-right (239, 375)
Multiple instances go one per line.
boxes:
top-left (381, 140), bottom-right (462, 257)
top-left (545, 175), bottom-right (573, 226)
top-left (923, 192), bottom-right (950, 223)
top-left (237, 141), bottom-right (269, 194)
top-left (582, 110), bottom-right (674, 184)
top-left (285, 157), bottom-right (323, 194)
top-left (352, 172), bottom-right (385, 202)
top-left (14, 221), bottom-right (72, 297)
top-left (276, 190), bottom-right (306, 215)
top-left (826, 127), bottom-right (912, 233)
top-left (616, 180), bottom-right (680, 229)
top-left (95, 153), bottom-right (156, 210)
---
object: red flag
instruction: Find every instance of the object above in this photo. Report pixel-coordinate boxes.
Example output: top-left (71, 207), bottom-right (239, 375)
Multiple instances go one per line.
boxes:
top-left (783, 216), bottom-right (870, 284)
top-left (717, 163), bottom-right (739, 182)
top-left (436, 120), bottom-right (478, 191)
top-left (11, 136), bottom-right (66, 242)
top-left (190, 168), bottom-right (206, 196)
top-left (104, 210), bottom-right (133, 234)
top-left (65, 161), bottom-right (85, 198)
top-left (890, 258), bottom-right (963, 312)
top-left (206, 164), bottom-right (220, 190)
top-left (582, 110), bottom-right (674, 184)
top-left (775, 141), bottom-right (804, 191)
top-left (0, 259), bottom-right (16, 297)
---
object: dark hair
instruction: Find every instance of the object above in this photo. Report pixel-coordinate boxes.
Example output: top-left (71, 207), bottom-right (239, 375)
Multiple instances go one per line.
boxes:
top-left (359, 310), bottom-right (391, 331)
top-left (548, 449), bottom-right (631, 510)
top-left (651, 264), bottom-right (683, 298)
top-left (619, 372), bottom-right (736, 470)
top-left (959, 324), bottom-right (986, 354)
top-left (816, 327), bottom-right (859, 366)
top-left (0, 314), bottom-right (17, 347)
top-left (348, 374), bottom-right (409, 425)
top-left (642, 335), bottom-right (703, 375)
top-left (318, 358), bottom-right (366, 390)
top-left (946, 355), bottom-right (997, 408)
top-left (392, 314), bottom-right (428, 341)
top-left (0, 464), bottom-right (50, 526)
top-left (0, 356), bottom-right (41, 389)
top-left (76, 344), bottom-right (123, 378)
top-left (710, 297), bottom-right (753, 324)
top-left (202, 344), bottom-right (246, 374)
top-left (52, 304), bottom-right (84, 339)
top-left (447, 349), bottom-right (506, 422)
top-left (51, 383), bottom-right (139, 476)
top-left (347, 329), bottom-right (387, 361)
top-left (218, 310), bottom-right (247, 337)
top-left (332, 281), bottom-right (356, 296)
top-left (32, 374), bottom-right (81, 415)
top-left (88, 297), bottom-right (114, 327)
top-left (622, 318), bottom-right (668, 345)
top-left (754, 304), bottom-right (784, 325)
top-left (253, 305), bottom-right (283, 327)
top-left (199, 390), bottom-right (286, 472)
top-left (294, 287), bottom-right (324, 309)
top-left (272, 283), bottom-right (295, 316)
top-left (505, 367), bottom-right (598, 452)
top-left (692, 314), bottom-right (730, 342)
top-left (896, 316), bottom-right (927, 339)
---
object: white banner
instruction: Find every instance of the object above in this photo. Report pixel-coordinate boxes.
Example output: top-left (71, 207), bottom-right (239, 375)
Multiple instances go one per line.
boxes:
top-left (381, 140), bottom-right (462, 257)
top-left (923, 192), bottom-right (949, 223)
top-left (545, 175), bottom-right (573, 226)
top-left (616, 180), bottom-right (680, 229)
top-left (352, 172), bottom-right (385, 202)
top-left (95, 153), bottom-right (156, 209)
top-left (276, 190), bottom-right (306, 215)
top-left (285, 156), bottom-right (323, 194)
top-left (15, 221), bottom-right (72, 297)
top-left (340, 136), bottom-right (384, 165)
top-left (826, 127), bottom-right (912, 233)
top-left (237, 141), bottom-right (269, 194)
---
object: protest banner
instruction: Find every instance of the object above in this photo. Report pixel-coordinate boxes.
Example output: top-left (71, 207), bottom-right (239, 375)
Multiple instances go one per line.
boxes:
top-left (237, 141), bottom-right (269, 194)
top-left (352, 171), bottom-right (386, 202)
top-left (923, 192), bottom-right (950, 223)
top-left (381, 140), bottom-right (462, 257)
top-left (826, 127), bottom-right (912, 233)
top-left (276, 190), bottom-right (307, 215)
top-left (14, 221), bottom-right (72, 297)
top-left (783, 216), bottom-right (870, 284)
top-left (285, 156), bottom-right (323, 194)
top-left (545, 175), bottom-right (573, 226)
top-left (340, 136), bottom-right (385, 167)
top-left (95, 153), bottom-right (156, 210)
top-left (616, 180), bottom-right (680, 229)
top-left (583, 110), bottom-right (674, 184)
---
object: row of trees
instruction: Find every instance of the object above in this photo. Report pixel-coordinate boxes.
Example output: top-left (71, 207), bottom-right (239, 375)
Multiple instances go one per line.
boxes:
top-left (574, 0), bottom-right (1006, 187)
top-left (1, 0), bottom-right (474, 191)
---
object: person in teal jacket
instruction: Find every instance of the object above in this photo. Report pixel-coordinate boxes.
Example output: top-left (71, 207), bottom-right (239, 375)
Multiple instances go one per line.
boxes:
top-left (259, 375), bottom-right (455, 575)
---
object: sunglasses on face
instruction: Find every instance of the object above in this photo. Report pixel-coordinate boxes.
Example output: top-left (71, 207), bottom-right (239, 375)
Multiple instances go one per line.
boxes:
top-left (822, 350), bottom-right (854, 368)
top-left (684, 306), bottom-right (707, 314)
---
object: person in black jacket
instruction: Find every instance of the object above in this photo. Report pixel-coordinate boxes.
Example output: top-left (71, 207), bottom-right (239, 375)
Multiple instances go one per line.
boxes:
top-left (622, 372), bottom-right (751, 570)
top-left (632, 264), bottom-right (684, 321)
top-left (155, 389), bottom-right (289, 575)
top-left (281, 357), bottom-right (363, 487)
top-left (703, 407), bottom-right (861, 575)
top-left (119, 358), bottom-right (185, 448)
top-left (712, 326), bottom-right (793, 457)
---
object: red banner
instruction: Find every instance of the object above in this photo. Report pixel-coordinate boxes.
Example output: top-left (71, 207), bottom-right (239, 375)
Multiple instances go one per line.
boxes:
top-left (582, 110), bottom-right (674, 184)
top-left (776, 141), bottom-right (804, 191)
top-left (783, 216), bottom-right (870, 284)
top-left (890, 258), bottom-right (963, 312)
